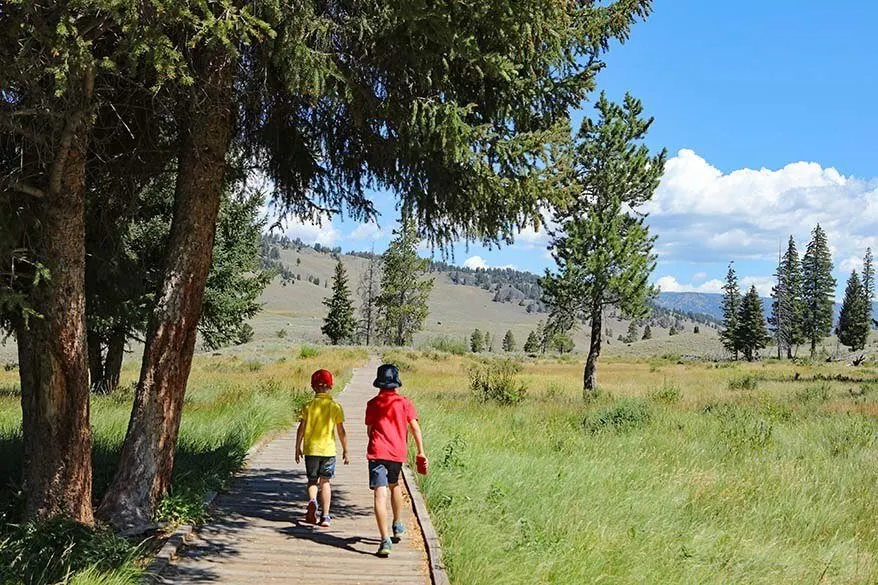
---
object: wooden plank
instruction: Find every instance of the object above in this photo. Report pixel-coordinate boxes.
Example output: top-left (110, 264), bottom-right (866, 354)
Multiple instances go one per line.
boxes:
top-left (154, 358), bottom-right (432, 585)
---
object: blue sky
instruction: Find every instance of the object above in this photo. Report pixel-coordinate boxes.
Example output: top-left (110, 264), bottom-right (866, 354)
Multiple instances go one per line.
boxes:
top-left (273, 0), bottom-right (878, 298)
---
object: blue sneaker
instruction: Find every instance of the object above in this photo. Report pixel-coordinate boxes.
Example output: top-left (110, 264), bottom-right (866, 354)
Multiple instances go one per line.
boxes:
top-left (391, 520), bottom-right (405, 542)
top-left (377, 537), bottom-right (392, 557)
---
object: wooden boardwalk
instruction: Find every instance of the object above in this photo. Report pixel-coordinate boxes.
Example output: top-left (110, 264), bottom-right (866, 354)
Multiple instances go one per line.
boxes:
top-left (157, 359), bottom-right (430, 584)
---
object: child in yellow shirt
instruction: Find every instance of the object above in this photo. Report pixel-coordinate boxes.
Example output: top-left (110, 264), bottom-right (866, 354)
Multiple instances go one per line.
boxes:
top-left (295, 369), bottom-right (349, 526)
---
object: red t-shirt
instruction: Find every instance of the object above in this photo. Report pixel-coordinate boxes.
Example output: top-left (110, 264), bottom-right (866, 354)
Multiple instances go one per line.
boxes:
top-left (365, 390), bottom-right (418, 462)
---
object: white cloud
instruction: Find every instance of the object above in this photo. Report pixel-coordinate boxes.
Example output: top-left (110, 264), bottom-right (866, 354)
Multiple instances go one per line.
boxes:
top-left (693, 272), bottom-right (707, 281)
top-left (655, 276), bottom-right (725, 294)
top-left (646, 149), bottom-right (878, 268)
top-left (464, 255), bottom-right (488, 269)
top-left (349, 222), bottom-right (383, 242)
top-left (839, 256), bottom-right (863, 274)
top-left (280, 215), bottom-right (340, 247)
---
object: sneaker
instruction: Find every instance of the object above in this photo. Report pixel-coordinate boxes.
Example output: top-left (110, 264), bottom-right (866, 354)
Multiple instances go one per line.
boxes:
top-left (320, 514), bottom-right (331, 527)
top-left (376, 537), bottom-right (392, 557)
top-left (391, 520), bottom-right (405, 542)
top-left (305, 500), bottom-right (318, 524)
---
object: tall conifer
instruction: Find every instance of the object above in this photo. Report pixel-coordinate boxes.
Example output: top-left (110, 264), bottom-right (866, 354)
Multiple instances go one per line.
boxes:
top-left (802, 225), bottom-right (836, 357)
top-left (322, 260), bottom-right (356, 344)
top-left (720, 264), bottom-right (742, 359)
top-left (737, 286), bottom-right (769, 361)
top-left (837, 271), bottom-right (869, 352)
top-left (769, 236), bottom-right (805, 358)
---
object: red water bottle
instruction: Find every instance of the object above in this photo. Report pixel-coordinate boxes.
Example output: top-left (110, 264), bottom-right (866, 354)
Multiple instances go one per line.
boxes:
top-left (416, 454), bottom-right (428, 475)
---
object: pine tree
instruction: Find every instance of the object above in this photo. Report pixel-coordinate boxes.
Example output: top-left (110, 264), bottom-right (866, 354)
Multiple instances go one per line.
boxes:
top-left (862, 247), bottom-right (874, 327)
top-left (541, 94), bottom-right (664, 396)
top-left (377, 218), bottom-right (434, 346)
top-left (720, 263), bottom-right (742, 359)
top-left (693, 325), bottom-right (700, 334)
top-left (357, 250), bottom-right (381, 345)
top-left (524, 331), bottom-right (540, 354)
top-left (802, 225), bottom-right (836, 357)
top-left (837, 271), bottom-right (870, 352)
top-left (624, 321), bottom-right (639, 343)
top-left (737, 286), bottom-right (769, 361)
top-left (471, 329), bottom-right (485, 353)
top-left (668, 326), bottom-right (678, 336)
top-left (642, 325), bottom-right (652, 340)
top-left (502, 330), bottom-right (516, 352)
top-left (769, 236), bottom-right (806, 359)
top-left (322, 260), bottom-right (357, 345)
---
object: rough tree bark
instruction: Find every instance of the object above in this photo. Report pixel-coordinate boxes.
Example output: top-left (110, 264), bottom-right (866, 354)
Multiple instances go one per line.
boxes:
top-left (583, 301), bottom-right (602, 398)
top-left (17, 70), bottom-right (94, 523)
top-left (97, 47), bottom-right (235, 529)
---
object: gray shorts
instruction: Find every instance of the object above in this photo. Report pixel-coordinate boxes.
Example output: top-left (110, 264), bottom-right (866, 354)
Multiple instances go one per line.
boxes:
top-left (369, 459), bottom-right (402, 489)
top-left (305, 455), bottom-right (336, 484)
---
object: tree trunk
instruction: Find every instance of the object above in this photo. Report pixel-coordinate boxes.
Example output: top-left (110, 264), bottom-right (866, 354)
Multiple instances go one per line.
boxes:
top-left (583, 303), bottom-right (602, 398)
top-left (17, 88), bottom-right (93, 523)
top-left (102, 329), bottom-right (125, 394)
top-left (97, 47), bottom-right (235, 530)
top-left (88, 330), bottom-right (103, 390)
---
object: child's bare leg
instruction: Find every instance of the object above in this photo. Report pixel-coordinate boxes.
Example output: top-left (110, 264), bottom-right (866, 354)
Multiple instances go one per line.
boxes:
top-left (373, 486), bottom-right (390, 540)
top-left (307, 483), bottom-right (318, 501)
top-left (318, 477), bottom-right (331, 516)
top-left (389, 483), bottom-right (403, 523)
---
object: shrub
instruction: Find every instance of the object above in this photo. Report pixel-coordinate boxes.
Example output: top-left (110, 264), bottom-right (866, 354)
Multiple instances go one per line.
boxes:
top-left (583, 398), bottom-right (652, 434)
top-left (423, 336), bottom-right (468, 355)
top-left (470, 359), bottom-right (527, 405)
top-left (276, 328), bottom-right (288, 339)
top-left (649, 382), bottom-right (682, 404)
top-left (245, 360), bottom-right (263, 372)
top-left (381, 350), bottom-right (415, 372)
top-left (728, 374), bottom-right (758, 391)
top-left (796, 382), bottom-right (831, 404)
top-left (298, 345), bottom-right (320, 359)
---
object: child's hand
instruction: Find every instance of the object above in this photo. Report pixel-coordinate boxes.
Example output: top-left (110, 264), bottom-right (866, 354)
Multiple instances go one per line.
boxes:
top-left (295, 448), bottom-right (303, 464)
top-left (343, 450), bottom-right (350, 465)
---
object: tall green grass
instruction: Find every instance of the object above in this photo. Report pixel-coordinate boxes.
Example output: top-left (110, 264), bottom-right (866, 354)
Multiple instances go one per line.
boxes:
top-left (0, 345), bottom-right (366, 585)
top-left (402, 352), bottom-right (878, 585)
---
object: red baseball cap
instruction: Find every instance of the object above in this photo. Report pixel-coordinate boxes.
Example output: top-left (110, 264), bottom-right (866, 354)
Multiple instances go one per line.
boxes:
top-left (311, 369), bottom-right (333, 389)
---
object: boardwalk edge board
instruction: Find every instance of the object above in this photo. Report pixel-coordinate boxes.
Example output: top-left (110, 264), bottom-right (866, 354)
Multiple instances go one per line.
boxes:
top-left (402, 465), bottom-right (452, 585)
top-left (140, 365), bottom-right (366, 584)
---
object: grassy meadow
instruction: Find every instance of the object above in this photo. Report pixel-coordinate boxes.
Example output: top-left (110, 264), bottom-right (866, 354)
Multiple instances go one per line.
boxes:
top-left (0, 344), bottom-right (367, 585)
top-left (392, 350), bottom-right (878, 585)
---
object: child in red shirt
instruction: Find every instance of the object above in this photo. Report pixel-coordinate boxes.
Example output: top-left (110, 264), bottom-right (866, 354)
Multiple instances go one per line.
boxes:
top-left (365, 363), bottom-right (427, 557)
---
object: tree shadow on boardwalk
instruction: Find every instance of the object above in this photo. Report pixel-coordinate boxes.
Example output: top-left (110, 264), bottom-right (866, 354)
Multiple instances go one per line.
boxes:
top-left (159, 465), bottom-right (377, 582)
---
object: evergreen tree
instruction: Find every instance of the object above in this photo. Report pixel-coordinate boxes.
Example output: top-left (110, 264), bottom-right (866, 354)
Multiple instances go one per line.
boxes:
top-left (863, 247), bottom-right (874, 327)
top-left (357, 249), bottom-right (382, 345)
top-left (693, 325), bottom-right (700, 334)
top-left (837, 271), bottom-right (870, 351)
top-left (720, 263), bottom-right (742, 359)
top-left (502, 330), bottom-right (516, 352)
top-left (322, 260), bottom-right (356, 344)
top-left (541, 94), bottom-right (664, 396)
top-left (802, 225), bottom-right (836, 357)
top-left (624, 321), bottom-right (639, 343)
top-left (471, 329), bottom-right (485, 353)
top-left (737, 286), bottom-right (769, 361)
top-left (552, 333), bottom-right (575, 354)
top-left (524, 331), bottom-right (540, 354)
top-left (769, 236), bottom-right (805, 359)
top-left (668, 326), bottom-right (678, 336)
top-left (377, 218), bottom-right (434, 346)
top-left (642, 325), bottom-right (652, 340)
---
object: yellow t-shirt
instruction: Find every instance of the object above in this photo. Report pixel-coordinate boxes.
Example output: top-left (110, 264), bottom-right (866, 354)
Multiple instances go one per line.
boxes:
top-left (299, 393), bottom-right (345, 456)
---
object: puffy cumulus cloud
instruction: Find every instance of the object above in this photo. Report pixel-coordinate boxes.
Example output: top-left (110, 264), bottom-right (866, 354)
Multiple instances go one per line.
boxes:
top-left (464, 255), bottom-right (488, 269)
top-left (463, 255), bottom-right (517, 270)
top-left (281, 216), bottom-right (340, 246)
top-left (693, 272), bottom-right (708, 281)
top-left (349, 222), bottom-right (384, 242)
top-left (647, 149), bottom-right (878, 266)
top-left (655, 275), bottom-right (774, 297)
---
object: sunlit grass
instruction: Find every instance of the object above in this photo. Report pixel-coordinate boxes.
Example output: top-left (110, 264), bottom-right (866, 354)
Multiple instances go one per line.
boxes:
top-left (395, 350), bottom-right (878, 585)
top-left (0, 344), bottom-right (367, 585)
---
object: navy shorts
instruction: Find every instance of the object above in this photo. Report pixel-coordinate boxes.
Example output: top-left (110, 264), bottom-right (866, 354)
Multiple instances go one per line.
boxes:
top-left (305, 455), bottom-right (336, 484)
top-left (369, 459), bottom-right (402, 489)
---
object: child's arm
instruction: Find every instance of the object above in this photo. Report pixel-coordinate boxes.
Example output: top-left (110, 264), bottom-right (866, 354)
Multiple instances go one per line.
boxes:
top-left (295, 420), bottom-right (305, 464)
top-left (337, 422), bottom-right (349, 464)
top-left (409, 419), bottom-right (426, 460)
